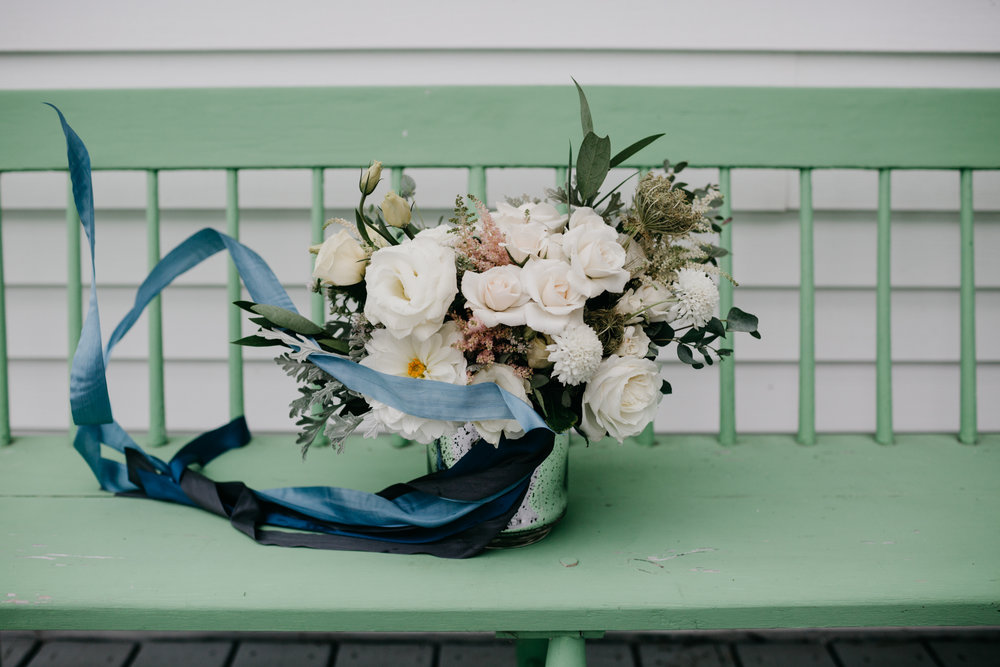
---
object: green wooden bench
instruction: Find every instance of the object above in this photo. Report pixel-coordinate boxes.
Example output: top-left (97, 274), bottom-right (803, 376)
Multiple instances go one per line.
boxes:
top-left (0, 86), bottom-right (998, 667)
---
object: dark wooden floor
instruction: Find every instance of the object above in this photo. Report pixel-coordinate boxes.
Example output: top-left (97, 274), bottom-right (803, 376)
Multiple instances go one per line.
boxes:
top-left (2, 629), bottom-right (998, 667)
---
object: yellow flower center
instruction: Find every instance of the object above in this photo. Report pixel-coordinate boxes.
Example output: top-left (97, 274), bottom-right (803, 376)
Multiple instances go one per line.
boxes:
top-left (406, 358), bottom-right (427, 379)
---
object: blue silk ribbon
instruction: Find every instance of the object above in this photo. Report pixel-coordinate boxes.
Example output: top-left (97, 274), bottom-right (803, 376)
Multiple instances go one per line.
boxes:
top-left (52, 106), bottom-right (553, 557)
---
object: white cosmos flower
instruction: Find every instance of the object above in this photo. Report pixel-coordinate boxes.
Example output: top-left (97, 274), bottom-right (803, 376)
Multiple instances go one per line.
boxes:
top-left (461, 265), bottom-right (530, 327)
top-left (667, 268), bottom-right (719, 329)
top-left (359, 323), bottom-right (467, 443)
top-left (546, 323), bottom-right (603, 386)
top-left (561, 211), bottom-right (630, 297)
top-left (363, 238), bottom-right (458, 341)
top-left (581, 355), bottom-right (662, 443)
top-left (520, 258), bottom-right (587, 335)
top-left (470, 364), bottom-right (531, 445)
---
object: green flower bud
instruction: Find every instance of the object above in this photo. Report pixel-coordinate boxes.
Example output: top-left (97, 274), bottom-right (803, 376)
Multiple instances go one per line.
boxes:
top-left (380, 191), bottom-right (412, 228)
top-left (359, 160), bottom-right (382, 196)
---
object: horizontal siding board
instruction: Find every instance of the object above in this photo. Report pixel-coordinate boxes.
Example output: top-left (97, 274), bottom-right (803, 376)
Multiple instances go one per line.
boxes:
top-left (2, 87), bottom-right (1000, 171)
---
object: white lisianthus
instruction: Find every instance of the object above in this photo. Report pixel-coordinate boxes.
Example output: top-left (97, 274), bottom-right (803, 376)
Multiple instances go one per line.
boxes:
top-left (363, 238), bottom-right (458, 341)
top-left (493, 201), bottom-right (569, 232)
top-left (501, 220), bottom-right (559, 264)
top-left (415, 225), bottom-right (457, 247)
top-left (359, 323), bottom-right (467, 442)
top-left (667, 268), bottom-right (720, 329)
top-left (461, 265), bottom-right (530, 327)
top-left (615, 325), bottom-right (652, 358)
top-left (312, 228), bottom-right (368, 286)
top-left (614, 280), bottom-right (674, 324)
top-left (520, 258), bottom-right (587, 335)
top-left (546, 323), bottom-right (604, 386)
top-left (581, 355), bottom-right (662, 443)
top-left (561, 215), bottom-right (630, 297)
top-left (470, 364), bottom-right (531, 445)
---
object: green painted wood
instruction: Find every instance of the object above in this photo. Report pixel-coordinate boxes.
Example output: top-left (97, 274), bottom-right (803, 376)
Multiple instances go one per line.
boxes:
top-left (718, 168), bottom-right (735, 446)
top-left (635, 422), bottom-right (655, 446)
top-left (131, 641), bottom-right (232, 667)
top-left (0, 177), bottom-right (10, 446)
top-left (876, 170), bottom-right (893, 446)
top-left (310, 168), bottom-right (325, 325)
top-left (226, 169), bottom-right (244, 421)
top-left (1, 433), bottom-right (996, 632)
top-left (959, 170), bottom-right (977, 445)
top-left (547, 636), bottom-right (587, 667)
top-left (66, 179), bottom-right (82, 394)
top-left (798, 170), bottom-right (816, 446)
top-left (146, 171), bottom-right (166, 447)
top-left (4, 88), bottom-right (1000, 171)
top-left (390, 166), bottom-right (403, 193)
top-left (517, 638), bottom-right (549, 667)
top-left (468, 166), bottom-right (486, 202)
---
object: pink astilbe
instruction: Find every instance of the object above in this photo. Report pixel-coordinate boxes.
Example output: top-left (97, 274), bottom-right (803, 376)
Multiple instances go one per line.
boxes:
top-left (454, 200), bottom-right (512, 272)
top-left (453, 313), bottom-right (530, 370)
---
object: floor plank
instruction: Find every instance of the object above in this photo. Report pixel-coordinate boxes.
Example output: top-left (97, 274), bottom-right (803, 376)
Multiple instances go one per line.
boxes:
top-left (438, 642), bottom-right (516, 667)
top-left (929, 641), bottom-right (1000, 667)
top-left (585, 641), bottom-right (636, 666)
top-left (832, 640), bottom-right (937, 667)
top-left (1, 636), bottom-right (36, 667)
top-left (637, 644), bottom-right (736, 667)
top-left (24, 641), bottom-right (134, 667)
top-left (333, 642), bottom-right (433, 667)
top-left (735, 643), bottom-right (837, 667)
top-left (230, 641), bottom-right (331, 667)
top-left (130, 641), bottom-right (232, 667)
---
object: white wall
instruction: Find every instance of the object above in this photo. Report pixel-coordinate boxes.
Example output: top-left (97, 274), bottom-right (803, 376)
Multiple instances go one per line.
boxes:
top-left (3, 0), bottom-right (999, 436)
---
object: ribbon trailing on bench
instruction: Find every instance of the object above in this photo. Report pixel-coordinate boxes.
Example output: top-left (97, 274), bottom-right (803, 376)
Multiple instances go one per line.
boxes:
top-left (52, 106), bottom-right (554, 559)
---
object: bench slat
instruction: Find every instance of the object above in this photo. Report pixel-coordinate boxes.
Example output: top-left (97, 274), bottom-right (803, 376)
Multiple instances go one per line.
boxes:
top-left (1, 433), bottom-right (996, 632)
top-left (959, 170), bottom-right (978, 444)
top-left (876, 169), bottom-right (893, 445)
top-left (798, 169), bottom-right (816, 445)
top-left (146, 170), bottom-right (166, 447)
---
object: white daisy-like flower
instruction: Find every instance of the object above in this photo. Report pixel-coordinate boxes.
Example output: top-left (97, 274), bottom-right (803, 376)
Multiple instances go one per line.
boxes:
top-left (546, 323), bottom-right (604, 386)
top-left (358, 322), bottom-right (467, 442)
top-left (667, 267), bottom-right (719, 328)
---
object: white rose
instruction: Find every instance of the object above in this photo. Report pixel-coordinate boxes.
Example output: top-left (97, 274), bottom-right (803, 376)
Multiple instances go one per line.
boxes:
top-left (364, 238), bottom-right (458, 341)
top-left (561, 217), bottom-right (630, 297)
top-left (581, 355), bottom-right (662, 443)
top-left (493, 201), bottom-right (568, 232)
top-left (501, 221), bottom-right (559, 264)
top-left (470, 364), bottom-right (531, 445)
top-left (615, 280), bottom-right (673, 324)
top-left (615, 325), bottom-right (652, 357)
top-left (566, 206), bottom-right (605, 230)
top-left (312, 228), bottom-right (368, 286)
top-left (461, 265), bottom-right (530, 327)
top-left (520, 258), bottom-right (587, 335)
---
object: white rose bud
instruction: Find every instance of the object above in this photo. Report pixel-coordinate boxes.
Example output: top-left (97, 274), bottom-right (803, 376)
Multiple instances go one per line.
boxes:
top-left (581, 355), bottom-right (662, 443)
top-left (526, 335), bottom-right (554, 369)
top-left (312, 229), bottom-right (368, 286)
top-left (359, 160), bottom-right (383, 196)
top-left (380, 191), bottom-right (412, 228)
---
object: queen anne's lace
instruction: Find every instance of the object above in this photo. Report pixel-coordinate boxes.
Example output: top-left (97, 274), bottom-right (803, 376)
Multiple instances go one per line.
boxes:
top-left (546, 323), bottom-right (603, 386)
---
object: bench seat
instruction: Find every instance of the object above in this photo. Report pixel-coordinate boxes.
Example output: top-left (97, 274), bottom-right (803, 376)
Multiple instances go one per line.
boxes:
top-left (2, 433), bottom-right (997, 633)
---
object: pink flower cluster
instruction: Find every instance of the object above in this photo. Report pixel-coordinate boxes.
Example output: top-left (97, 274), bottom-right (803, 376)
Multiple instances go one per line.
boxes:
top-left (453, 313), bottom-right (530, 376)
top-left (454, 202), bottom-right (512, 272)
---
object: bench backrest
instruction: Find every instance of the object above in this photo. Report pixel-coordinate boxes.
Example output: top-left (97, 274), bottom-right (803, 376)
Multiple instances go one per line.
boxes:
top-left (1, 86), bottom-right (998, 445)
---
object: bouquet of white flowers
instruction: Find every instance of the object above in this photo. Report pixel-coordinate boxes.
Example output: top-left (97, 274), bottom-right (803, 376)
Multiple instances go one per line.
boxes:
top-left (237, 84), bottom-right (759, 450)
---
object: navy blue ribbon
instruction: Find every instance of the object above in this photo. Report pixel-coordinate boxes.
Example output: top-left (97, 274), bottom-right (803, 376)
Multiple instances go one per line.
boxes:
top-left (53, 106), bottom-right (554, 558)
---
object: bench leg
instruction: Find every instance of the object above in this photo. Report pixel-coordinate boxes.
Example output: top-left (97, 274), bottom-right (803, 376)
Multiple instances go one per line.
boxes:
top-left (516, 638), bottom-right (548, 667)
top-left (545, 635), bottom-right (586, 667)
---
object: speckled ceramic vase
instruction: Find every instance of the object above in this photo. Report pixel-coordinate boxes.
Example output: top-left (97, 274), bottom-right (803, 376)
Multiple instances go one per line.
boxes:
top-left (428, 427), bottom-right (570, 548)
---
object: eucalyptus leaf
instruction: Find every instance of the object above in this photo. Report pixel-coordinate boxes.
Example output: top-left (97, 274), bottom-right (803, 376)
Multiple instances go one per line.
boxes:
top-left (726, 307), bottom-right (760, 334)
top-left (572, 77), bottom-right (594, 136)
top-left (250, 304), bottom-right (324, 336)
top-left (232, 335), bottom-right (285, 348)
top-left (576, 132), bottom-right (612, 203)
top-left (609, 133), bottom-right (665, 169)
top-left (677, 344), bottom-right (696, 365)
top-left (706, 317), bottom-right (727, 338)
top-left (660, 380), bottom-right (672, 395)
